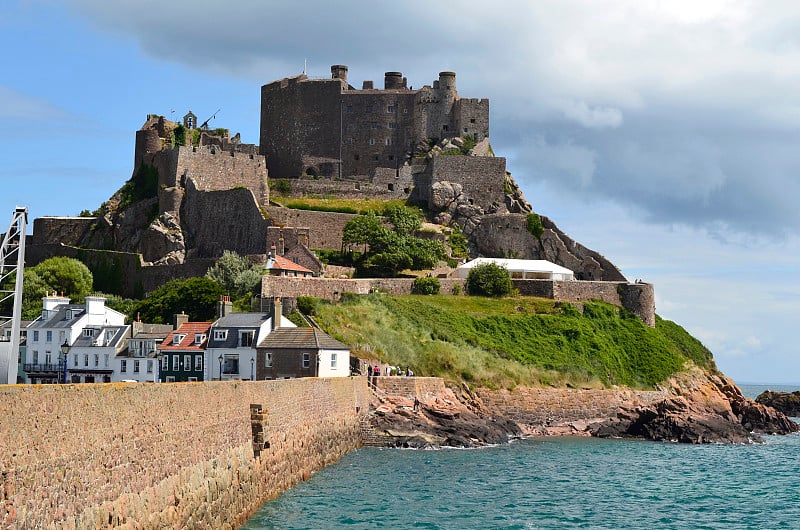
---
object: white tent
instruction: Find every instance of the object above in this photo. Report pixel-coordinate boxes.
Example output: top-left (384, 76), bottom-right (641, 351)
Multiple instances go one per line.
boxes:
top-left (456, 258), bottom-right (574, 281)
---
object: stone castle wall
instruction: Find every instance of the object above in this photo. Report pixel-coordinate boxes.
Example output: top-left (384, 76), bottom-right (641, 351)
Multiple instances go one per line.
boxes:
top-left (0, 378), bottom-right (370, 529)
top-left (262, 276), bottom-right (654, 326)
top-left (373, 376), bottom-right (447, 400)
top-left (424, 155), bottom-right (506, 211)
top-left (31, 217), bottom-right (96, 246)
top-left (477, 386), bottom-right (669, 426)
top-left (265, 207), bottom-right (358, 250)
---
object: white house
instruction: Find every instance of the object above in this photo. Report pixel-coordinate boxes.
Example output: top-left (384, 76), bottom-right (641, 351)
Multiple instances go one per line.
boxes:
top-left (456, 258), bottom-right (575, 281)
top-left (204, 297), bottom-right (295, 381)
top-left (25, 294), bottom-right (126, 384)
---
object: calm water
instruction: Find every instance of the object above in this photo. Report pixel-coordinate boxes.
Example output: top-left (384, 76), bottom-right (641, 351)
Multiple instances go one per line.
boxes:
top-left (243, 385), bottom-right (800, 530)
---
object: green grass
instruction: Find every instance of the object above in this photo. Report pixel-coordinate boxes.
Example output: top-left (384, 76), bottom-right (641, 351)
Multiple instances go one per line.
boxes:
top-left (307, 294), bottom-right (716, 390)
top-left (273, 197), bottom-right (407, 214)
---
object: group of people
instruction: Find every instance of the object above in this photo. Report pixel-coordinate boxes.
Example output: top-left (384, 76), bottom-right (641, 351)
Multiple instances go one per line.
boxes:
top-left (365, 363), bottom-right (415, 388)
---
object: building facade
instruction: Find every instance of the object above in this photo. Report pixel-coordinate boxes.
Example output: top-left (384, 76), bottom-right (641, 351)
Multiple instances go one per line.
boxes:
top-left (260, 66), bottom-right (489, 179)
top-left (158, 322), bottom-right (211, 383)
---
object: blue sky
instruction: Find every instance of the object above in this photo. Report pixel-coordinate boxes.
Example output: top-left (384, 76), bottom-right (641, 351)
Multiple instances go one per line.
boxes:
top-left (3, 0), bottom-right (800, 383)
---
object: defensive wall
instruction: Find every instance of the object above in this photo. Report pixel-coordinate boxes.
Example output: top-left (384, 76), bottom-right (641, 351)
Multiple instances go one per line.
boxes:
top-left (265, 206), bottom-right (358, 251)
top-left (417, 155), bottom-right (507, 213)
top-left (0, 378), bottom-right (370, 529)
top-left (477, 386), bottom-right (669, 426)
top-left (261, 276), bottom-right (655, 326)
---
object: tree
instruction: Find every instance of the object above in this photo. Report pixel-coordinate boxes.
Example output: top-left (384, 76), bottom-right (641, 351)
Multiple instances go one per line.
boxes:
top-left (206, 251), bottom-right (251, 294)
top-left (466, 262), bottom-right (513, 297)
top-left (383, 204), bottom-right (422, 237)
top-left (129, 277), bottom-right (224, 324)
top-left (342, 212), bottom-right (383, 254)
top-left (33, 257), bottom-right (94, 302)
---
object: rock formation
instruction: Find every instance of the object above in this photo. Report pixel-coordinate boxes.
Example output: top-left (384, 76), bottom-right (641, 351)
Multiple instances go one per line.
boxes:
top-left (755, 390), bottom-right (800, 417)
top-left (588, 371), bottom-right (798, 443)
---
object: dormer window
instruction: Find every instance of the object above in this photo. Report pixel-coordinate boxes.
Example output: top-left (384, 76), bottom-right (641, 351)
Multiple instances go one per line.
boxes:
top-left (194, 333), bottom-right (206, 345)
top-left (173, 334), bottom-right (186, 345)
top-left (239, 331), bottom-right (255, 347)
top-left (83, 329), bottom-right (95, 338)
top-left (213, 330), bottom-right (228, 341)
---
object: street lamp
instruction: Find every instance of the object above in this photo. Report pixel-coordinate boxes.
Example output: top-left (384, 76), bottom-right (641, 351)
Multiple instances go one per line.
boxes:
top-left (60, 340), bottom-right (70, 384)
top-left (250, 357), bottom-right (255, 381)
top-left (218, 354), bottom-right (223, 381)
top-left (155, 353), bottom-right (162, 383)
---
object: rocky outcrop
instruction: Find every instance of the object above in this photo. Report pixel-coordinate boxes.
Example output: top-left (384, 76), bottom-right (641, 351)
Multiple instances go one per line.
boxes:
top-left (755, 390), bottom-right (800, 417)
top-left (588, 372), bottom-right (798, 443)
top-left (367, 384), bottom-right (521, 448)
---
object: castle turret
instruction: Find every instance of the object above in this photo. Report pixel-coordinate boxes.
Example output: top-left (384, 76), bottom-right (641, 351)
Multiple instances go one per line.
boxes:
top-left (331, 65), bottom-right (348, 84)
top-left (438, 71), bottom-right (456, 92)
top-left (384, 72), bottom-right (405, 90)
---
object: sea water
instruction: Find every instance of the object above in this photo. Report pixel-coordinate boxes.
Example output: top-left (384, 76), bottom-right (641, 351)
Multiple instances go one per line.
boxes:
top-left (243, 385), bottom-right (800, 530)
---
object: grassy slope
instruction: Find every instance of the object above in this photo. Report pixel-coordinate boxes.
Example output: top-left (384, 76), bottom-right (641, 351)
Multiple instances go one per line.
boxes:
top-left (306, 294), bottom-right (716, 390)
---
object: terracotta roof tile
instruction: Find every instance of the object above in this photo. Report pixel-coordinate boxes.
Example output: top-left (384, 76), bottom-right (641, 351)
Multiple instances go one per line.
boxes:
top-left (266, 255), bottom-right (313, 274)
top-left (160, 322), bottom-right (213, 351)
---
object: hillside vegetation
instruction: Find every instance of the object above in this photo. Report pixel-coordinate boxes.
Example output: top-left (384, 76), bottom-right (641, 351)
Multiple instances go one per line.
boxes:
top-left (302, 294), bottom-right (716, 390)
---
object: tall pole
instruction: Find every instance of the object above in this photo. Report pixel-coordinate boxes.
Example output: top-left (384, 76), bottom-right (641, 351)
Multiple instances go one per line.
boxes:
top-left (0, 206), bottom-right (28, 385)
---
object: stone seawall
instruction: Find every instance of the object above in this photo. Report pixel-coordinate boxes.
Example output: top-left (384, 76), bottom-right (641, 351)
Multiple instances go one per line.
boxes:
top-left (0, 378), bottom-right (370, 529)
top-left (373, 376), bottom-right (447, 400)
top-left (477, 386), bottom-right (669, 426)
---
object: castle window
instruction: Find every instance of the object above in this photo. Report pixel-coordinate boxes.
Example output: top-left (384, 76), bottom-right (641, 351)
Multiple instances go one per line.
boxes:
top-left (387, 105), bottom-right (395, 113)
top-left (366, 105), bottom-right (373, 113)
top-left (369, 138), bottom-right (375, 145)
top-left (464, 128), bottom-right (469, 133)
top-left (388, 122), bottom-right (397, 129)
top-left (470, 118), bottom-right (476, 123)
top-left (403, 108), bottom-right (408, 114)
top-left (371, 122), bottom-right (378, 129)
top-left (373, 155), bottom-right (379, 161)
top-left (354, 154), bottom-right (360, 160)
top-left (388, 155), bottom-right (395, 161)
top-left (442, 125), bottom-right (449, 132)
top-left (347, 105), bottom-right (353, 113)
top-left (388, 183), bottom-right (395, 191)
top-left (385, 138), bottom-right (393, 146)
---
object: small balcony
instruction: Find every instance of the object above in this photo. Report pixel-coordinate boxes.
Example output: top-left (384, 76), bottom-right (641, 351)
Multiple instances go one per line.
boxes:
top-left (23, 363), bottom-right (62, 373)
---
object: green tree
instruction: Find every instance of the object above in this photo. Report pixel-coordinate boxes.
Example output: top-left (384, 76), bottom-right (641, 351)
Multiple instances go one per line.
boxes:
top-left (527, 212), bottom-right (544, 239)
top-left (206, 250), bottom-right (251, 294)
top-left (466, 262), bottom-right (513, 297)
top-left (32, 257), bottom-right (93, 302)
top-left (383, 204), bottom-right (422, 237)
top-left (173, 124), bottom-right (187, 146)
top-left (130, 277), bottom-right (224, 324)
top-left (342, 212), bottom-right (383, 253)
top-left (363, 252), bottom-right (413, 277)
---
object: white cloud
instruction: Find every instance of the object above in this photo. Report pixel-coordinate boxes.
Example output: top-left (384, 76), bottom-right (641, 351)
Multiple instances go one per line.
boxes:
top-left (553, 100), bottom-right (623, 129)
top-left (0, 85), bottom-right (68, 121)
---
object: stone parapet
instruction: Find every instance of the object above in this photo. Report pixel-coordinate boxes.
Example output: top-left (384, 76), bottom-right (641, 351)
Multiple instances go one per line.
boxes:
top-left (0, 378), bottom-right (370, 529)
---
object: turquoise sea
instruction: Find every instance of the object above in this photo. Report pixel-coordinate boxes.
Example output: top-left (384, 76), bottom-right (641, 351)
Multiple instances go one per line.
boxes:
top-left (243, 385), bottom-right (800, 530)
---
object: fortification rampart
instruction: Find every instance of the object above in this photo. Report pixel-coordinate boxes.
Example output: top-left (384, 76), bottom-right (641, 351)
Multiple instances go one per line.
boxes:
top-left (262, 276), bottom-right (655, 326)
top-left (477, 386), bottom-right (669, 426)
top-left (423, 155), bottom-right (506, 211)
top-left (373, 376), bottom-right (447, 400)
top-left (265, 207), bottom-right (358, 250)
top-left (0, 378), bottom-right (370, 529)
top-left (31, 217), bottom-right (96, 246)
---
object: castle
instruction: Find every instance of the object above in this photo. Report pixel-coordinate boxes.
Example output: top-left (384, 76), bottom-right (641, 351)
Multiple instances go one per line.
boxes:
top-left (260, 66), bottom-right (489, 180)
top-left (25, 64), bottom-right (643, 319)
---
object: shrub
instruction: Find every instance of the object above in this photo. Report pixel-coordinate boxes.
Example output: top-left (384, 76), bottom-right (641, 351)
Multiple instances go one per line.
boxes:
top-left (271, 178), bottom-right (292, 196)
top-left (466, 262), bottom-right (512, 297)
top-left (412, 277), bottom-right (441, 295)
top-left (451, 283), bottom-right (462, 295)
top-left (526, 212), bottom-right (544, 239)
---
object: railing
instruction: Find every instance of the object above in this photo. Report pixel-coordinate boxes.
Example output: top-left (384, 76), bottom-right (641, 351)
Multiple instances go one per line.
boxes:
top-left (23, 363), bottom-right (62, 373)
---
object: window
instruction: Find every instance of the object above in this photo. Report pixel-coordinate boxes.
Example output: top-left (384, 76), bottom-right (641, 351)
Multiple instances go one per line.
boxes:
top-left (83, 329), bottom-right (94, 337)
top-left (33, 331), bottom-right (39, 342)
top-left (402, 108), bottom-right (408, 114)
top-left (239, 331), bottom-right (255, 348)
top-left (84, 354), bottom-right (89, 367)
top-left (162, 355), bottom-right (169, 370)
top-left (331, 352), bottom-right (337, 369)
top-left (194, 334), bottom-right (206, 345)
top-left (32, 351), bottom-right (39, 364)
top-left (184, 355), bottom-right (191, 371)
top-left (470, 118), bottom-right (476, 123)
top-left (94, 354), bottom-right (99, 367)
top-left (387, 105), bottom-right (395, 113)
top-left (188, 377), bottom-right (198, 382)
top-left (147, 360), bottom-right (153, 373)
top-left (121, 360), bottom-right (127, 372)
top-left (346, 105), bottom-right (353, 113)
top-left (265, 352), bottom-right (272, 368)
top-left (464, 128), bottom-right (469, 133)
top-left (302, 353), bottom-right (310, 369)
top-left (388, 122), bottom-right (397, 129)
top-left (73, 354), bottom-right (78, 367)
top-left (371, 122), bottom-right (378, 129)
top-left (172, 356), bottom-right (179, 371)
top-left (104, 354), bottom-right (109, 368)
top-left (223, 355), bottom-right (239, 375)
top-left (45, 352), bottom-right (52, 365)
top-left (133, 360), bottom-right (140, 373)
top-left (354, 154), bottom-right (360, 160)
top-left (166, 376), bottom-right (175, 383)
top-left (366, 105), bottom-right (373, 113)
top-left (442, 125), bottom-right (449, 132)
top-left (46, 331), bottom-right (52, 342)
top-left (172, 334), bottom-right (185, 345)
top-left (59, 331), bottom-right (65, 343)
top-left (385, 138), bottom-right (393, 146)
top-left (369, 138), bottom-right (375, 145)
top-left (194, 356), bottom-right (203, 371)
top-left (213, 330), bottom-right (228, 341)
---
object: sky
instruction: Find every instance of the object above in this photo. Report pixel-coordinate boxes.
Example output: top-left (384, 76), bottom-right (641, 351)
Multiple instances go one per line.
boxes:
top-left (2, 0), bottom-right (799, 384)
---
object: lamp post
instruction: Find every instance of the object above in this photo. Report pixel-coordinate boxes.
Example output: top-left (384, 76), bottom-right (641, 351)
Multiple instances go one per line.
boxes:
top-left (218, 354), bottom-right (223, 381)
top-left (250, 357), bottom-right (255, 381)
top-left (60, 340), bottom-right (70, 384)
top-left (155, 353), bottom-right (162, 383)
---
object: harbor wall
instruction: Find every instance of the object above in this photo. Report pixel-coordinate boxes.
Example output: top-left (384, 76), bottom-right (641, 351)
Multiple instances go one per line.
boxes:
top-left (0, 378), bottom-right (370, 529)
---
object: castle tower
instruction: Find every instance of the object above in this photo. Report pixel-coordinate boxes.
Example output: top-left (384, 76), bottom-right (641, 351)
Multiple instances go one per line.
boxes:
top-left (384, 71), bottom-right (406, 90)
top-left (183, 111), bottom-right (197, 130)
top-left (331, 65), bottom-right (348, 84)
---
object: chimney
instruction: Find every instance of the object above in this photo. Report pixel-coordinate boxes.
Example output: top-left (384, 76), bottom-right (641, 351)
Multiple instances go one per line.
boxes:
top-left (217, 295), bottom-right (233, 318)
top-left (272, 297), bottom-right (282, 330)
top-left (175, 312), bottom-right (189, 330)
top-left (278, 230), bottom-right (285, 256)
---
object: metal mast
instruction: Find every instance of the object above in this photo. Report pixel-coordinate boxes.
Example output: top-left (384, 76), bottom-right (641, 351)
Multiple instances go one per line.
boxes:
top-left (0, 206), bottom-right (28, 384)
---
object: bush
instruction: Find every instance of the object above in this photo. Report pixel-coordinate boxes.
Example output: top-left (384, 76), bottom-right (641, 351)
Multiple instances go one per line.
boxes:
top-left (271, 178), bottom-right (292, 196)
top-left (527, 212), bottom-right (544, 239)
top-left (412, 277), bottom-right (441, 295)
top-left (466, 262), bottom-right (512, 297)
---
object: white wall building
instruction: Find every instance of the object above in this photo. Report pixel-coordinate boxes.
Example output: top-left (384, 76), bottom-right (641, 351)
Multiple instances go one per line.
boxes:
top-left (456, 258), bottom-right (575, 281)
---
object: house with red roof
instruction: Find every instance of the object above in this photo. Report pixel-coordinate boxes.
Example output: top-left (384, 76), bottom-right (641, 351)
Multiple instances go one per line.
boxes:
top-left (157, 321), bottom-right (212, 382)
top-left (264, 254), bottom-right (315, 277)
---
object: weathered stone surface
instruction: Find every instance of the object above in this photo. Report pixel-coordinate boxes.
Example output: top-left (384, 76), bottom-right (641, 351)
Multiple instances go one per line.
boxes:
top-left (141, 212), bottom-right (186, 264)
top-left (588, 372), bottom-right (798, 443)
top-left (430, 181), bottom-right (463, 210)
top-left (755, 390), bottom-right (800, 417)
